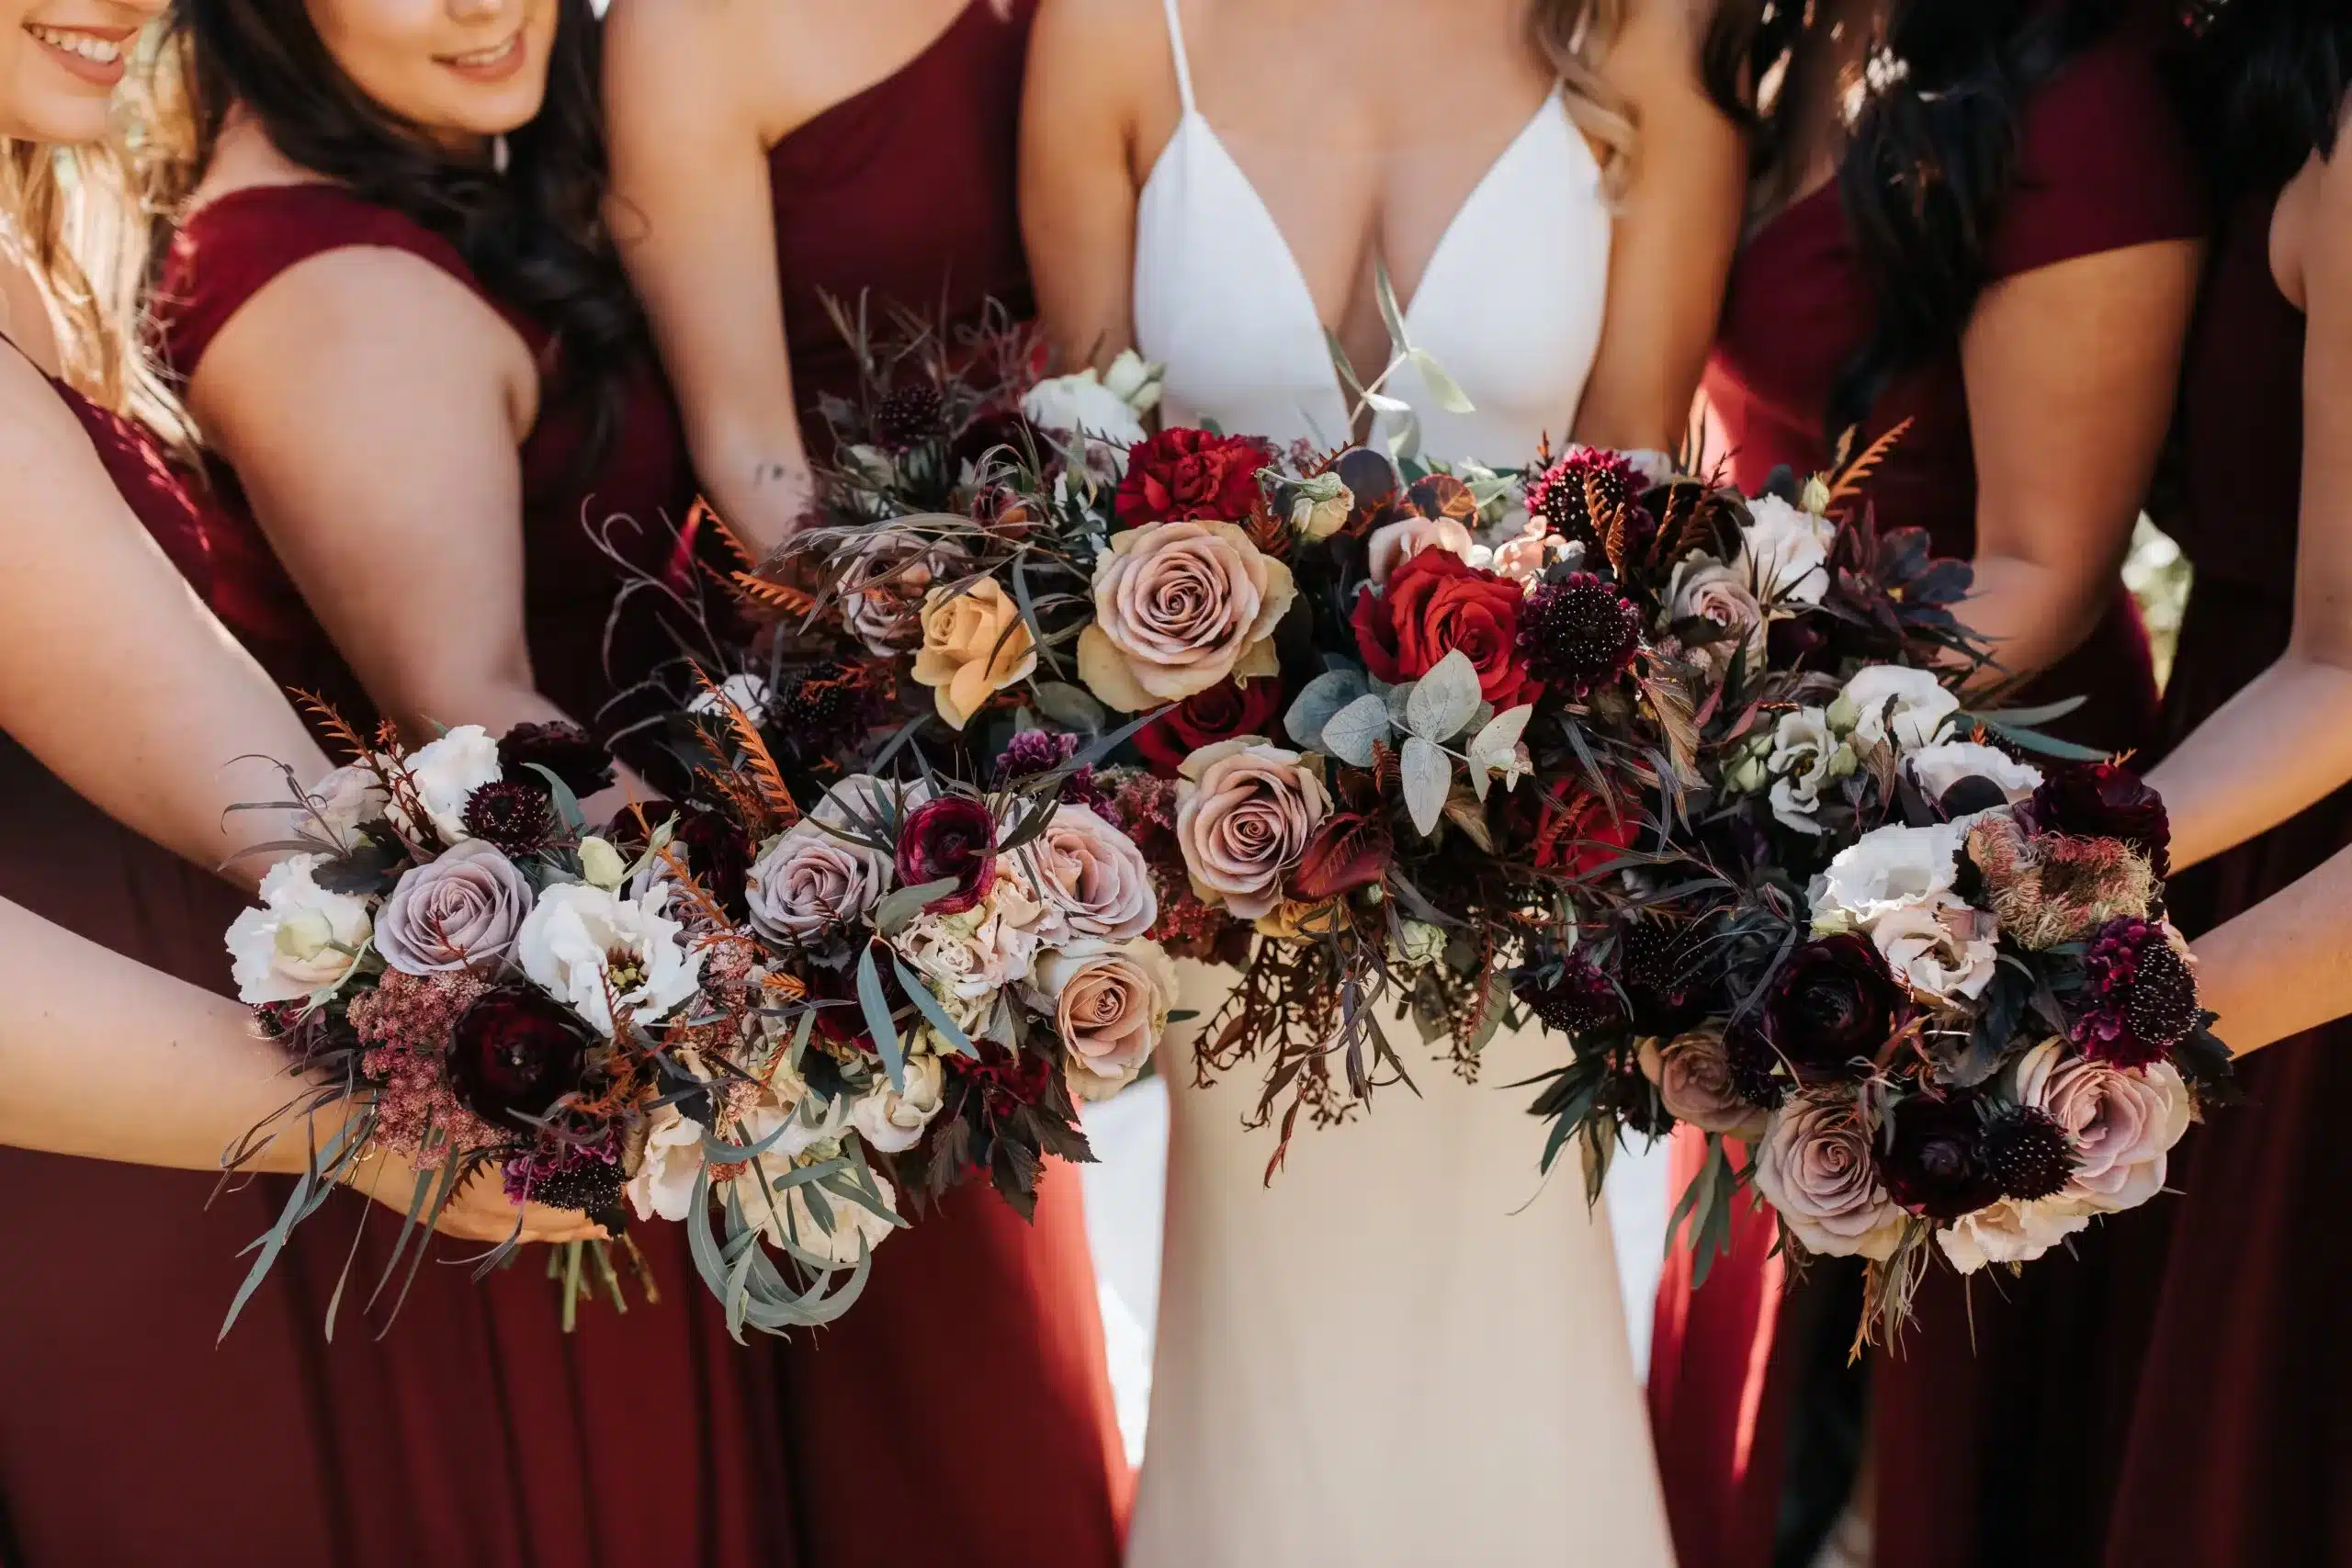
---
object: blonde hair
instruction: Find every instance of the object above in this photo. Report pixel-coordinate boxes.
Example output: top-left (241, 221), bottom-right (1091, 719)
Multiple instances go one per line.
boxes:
top-left (1531, 0), bottom-right (1637, 186)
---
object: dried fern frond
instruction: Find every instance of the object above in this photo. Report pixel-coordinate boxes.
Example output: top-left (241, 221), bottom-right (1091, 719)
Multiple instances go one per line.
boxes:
top-left (1827, 417), bottom-right (1916, 511)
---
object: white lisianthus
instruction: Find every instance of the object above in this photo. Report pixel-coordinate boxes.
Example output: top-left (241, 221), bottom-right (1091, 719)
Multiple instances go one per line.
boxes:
top-left (393, 725), bottom-right (503, 841)
top-left (1809, 821), bottom-right (1966, 930)
top-left (1905, 740), bottom-right (2042, 817)
top-left (1766, 707), bottom-right (1855, 833)
top-left (687, 672), bottom-right (774, 727)
top-left (1937, 1196), bottom-right (2091, 1274)
top-left (306, 764), bottom-right (389, 841)
top-left (516, 882), bottom-right (703, 1035)
top-left (1100, 348), bottom-right (1165, 413)
top-left (849, 1055), bottom-right (947, 1154)
top-left (1839, 665), bottom-right (1961, 753)
top-left (626, 1101), bottom-right (707, 1224)
top-left (1739, 493), bottom-right (1836, 606)
top-left (1023, 368), bottom-right (1148, 453)
top-left (226, 853), bottom-right (374, 1004)
top-left (1870, 892), bottom-right (1999, 1002)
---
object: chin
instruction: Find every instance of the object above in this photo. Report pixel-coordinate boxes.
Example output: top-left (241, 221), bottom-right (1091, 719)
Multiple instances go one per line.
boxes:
top-left (15, 96), bottom-right (112, 149)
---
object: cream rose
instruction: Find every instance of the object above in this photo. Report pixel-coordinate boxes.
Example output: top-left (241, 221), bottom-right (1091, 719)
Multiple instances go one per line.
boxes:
top-left (1030, 939), bottom-right (1175, 1101)
top-left (2012, 1039), bottom-right (2190, 1213)
top-left (375, 840), bottom-right (533, 976)
top-left (893, 886), bottom-right (1044, 1001)
top-left (911, 579), bottom-right (1036, 730)
top-left (1639, 1029), bottom-right (1768, 1137)
top-left (1937, 1196), bottom-right (2091, 1274)
top-left (1752, 1096), bottom-right (1907, 1260)
top-left (840, 532), bottom-right (972, 657)
top-left (306, 764), bottom-right (389, 840)
top-left (1173, 739), bottom-right (1331, 919)
top-left (515, 883), bottom-right (702, 1035)
top-left (1077, 521), bottom-right (1295, 710)
top-left (849, 1055), bottom-right (947, 1154)
top-left (1012, 803), bottom-right (1159, 942)
top-left (226, 853), bottom-right (374, 1005)
top-left (1023, 367), bottom-right (1149, 453)
top-left (1366, 513), bottom-right (1476, 586)
top-left (1839, 665), bottom-right (1962, 753)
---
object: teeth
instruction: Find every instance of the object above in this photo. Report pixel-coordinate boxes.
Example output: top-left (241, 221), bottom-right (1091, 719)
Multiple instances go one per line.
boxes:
top-left (447, 34), bottom-right (515, 65)
top-left (28, 25), bottom-right (122, 62)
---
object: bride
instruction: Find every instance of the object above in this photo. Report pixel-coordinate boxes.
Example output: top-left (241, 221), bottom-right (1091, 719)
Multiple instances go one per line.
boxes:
top-left (1023, 0), bottom-right (1738, 1561)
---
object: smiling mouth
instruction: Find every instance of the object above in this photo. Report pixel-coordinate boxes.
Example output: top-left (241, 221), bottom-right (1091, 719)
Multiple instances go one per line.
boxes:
top-left (437, 30), bottom-right (521, 70)
top-left (26, 24), bottom-right (125, 65)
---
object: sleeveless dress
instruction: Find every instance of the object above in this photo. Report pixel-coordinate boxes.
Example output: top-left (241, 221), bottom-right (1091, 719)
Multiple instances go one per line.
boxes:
top-left (155, 185), bottom-right (793, 1568)
top-left (1661, 25), bottom-right (2204, 1568)
top-left (1124, 5), bottom-right (1670, 1564)
top-left (0, 361), bottom-right (366, 1568)
top-left (759, 8), bottom-right (1132, 1565)
top-left (2098, 185), bottom-right (2352, 1568)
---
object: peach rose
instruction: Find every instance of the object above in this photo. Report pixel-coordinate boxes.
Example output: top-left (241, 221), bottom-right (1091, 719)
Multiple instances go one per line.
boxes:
top-left (1076, 521), bottom-right (1295, 711)
top-left (1029, 939), bottom-right (1175, 1100)
top-left (1366, 513), bottom-right (1476, 586)
top-left (1014, 803), bottom-right (1159, 942)
top-left (912, 579), bottom-right (1036, 730)
top-left (1173, 739), bottom-right (1330, 919)
top-left (1639, 1029), bottom-right (1768, 1138)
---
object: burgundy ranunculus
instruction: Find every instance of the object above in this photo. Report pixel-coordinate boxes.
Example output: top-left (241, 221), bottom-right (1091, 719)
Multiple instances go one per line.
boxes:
top-left (1133, 677), bottom-right (1284, 776)
top-left (447, 984), bottom-right (593, 1131)
top-left (1353, 549), bottom-right (1542, 711)
top-left (2030, 761), bottom-right (2170, 876)
top-left (896, 795), bottom-right (999, 914)
top-left (1876, 1093), bottom-right (2001, 1220)
top-left (498, 721), bottom-right (615, 799)
top-left (1762, 933), bottom-right (1902, 1082)
top-left (1114, 428), bottom-right (1271, 528)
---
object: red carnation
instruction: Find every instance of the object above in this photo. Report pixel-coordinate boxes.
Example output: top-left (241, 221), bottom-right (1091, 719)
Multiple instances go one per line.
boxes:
top-left (1133, 677), bottom-right (1284, 776)
top-left (1352, 550), bottom-right (1542, 710)
top-left (1115, 428), bottom-right (1270, 528)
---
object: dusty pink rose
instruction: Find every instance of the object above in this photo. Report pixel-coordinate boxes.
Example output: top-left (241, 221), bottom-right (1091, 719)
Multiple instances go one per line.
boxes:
top-left (1752, 1096), bottom-right (1907, 1260)
top-left (2013, 1038), bottom-right (2190, 1213)
top-left (1076, 521), bottom-right (1295, 711)
top-left (1668, 558), bottom-right (1769, 669)
top-left (746, 818), bottom-right (889, 944)
top-left (839, 530), bottom-right (971, 656)
top-left (1030, 940), bottom-right (1174, 1100)
top-left (1639, 1029), bottom-right (1767, 1137)
top-left (376, 840), bottom-right (533, 976)
top-left (1366, 513), bottom-right (1476, 586)
top-left (1013, 803), bottom-right (1159, 942)
top-left (1173, 739), bottom-right (1331, 920)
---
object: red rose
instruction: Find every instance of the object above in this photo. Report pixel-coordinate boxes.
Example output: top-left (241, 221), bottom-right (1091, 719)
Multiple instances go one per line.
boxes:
top-left (1115, 428), bottom-right (1270, 527)
top-left (1352, 549), bottom-right (1540, 710)
top-left (1532, 784), bottom-right (1637, 877)
top-left (1132, 677), bottom-right (1284, 776)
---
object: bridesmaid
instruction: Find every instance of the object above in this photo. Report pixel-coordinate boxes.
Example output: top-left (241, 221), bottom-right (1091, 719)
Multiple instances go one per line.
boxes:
top-left (602, 3), bottom-right (1131, 1562)
top-left (1654, 4), bottom-right (2204, 1566)
top-left (149, 0), bottom-right (789, 1562)
top-left (2096, 6), bottom-right (2352, 1561)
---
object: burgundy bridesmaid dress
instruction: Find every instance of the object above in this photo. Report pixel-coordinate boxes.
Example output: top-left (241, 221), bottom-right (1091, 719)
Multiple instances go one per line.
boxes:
top-left (153, 185), bottom-right (792, 1568)
top-left (2098, 185), bottom-right (2352, 1567)
top-left (1657, 23), bottom-right (2203, 1568)
top-left (760, 6), bottom-right (1131, 1565)
top-left (0, 359), bottom-right (362, 1567)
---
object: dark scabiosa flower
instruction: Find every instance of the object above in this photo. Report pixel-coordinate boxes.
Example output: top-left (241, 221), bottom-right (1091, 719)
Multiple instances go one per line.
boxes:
top-left (1723, 1022), bottom-right (1786, 1111)
top-left (1979, 1103), bottom-right (2075, 1202)
top-left (2072, 916), bottom-right (2199, 1068)
top-left (462, 780), bottom-right (558, 859)
top-left (1761, 933), bottom-right (1902, 1082)
top-left (447, 985), bottom-right (593, 1131)
top-left (771, 660), bottom-right (888, 752)
top-left (1517, 572), bottom-right (1641, 697)
top-left (1877, 1093), bottom-right (2002, 1220)
top-left (503, 1134), bottom-right (626, 1219)
top-left (1523, 446), bottom-right (1653, 558)
top-left (498, 721), bottom-right (615, 800)
top-left (1615, 917), bottom-right (1709, 1038)
top-left (874, 382), bottom-right (946, 447)
top-left (896, 795), bottom-right (999, 914)
top-left (604, 797), bottom-right (758, 919)
top-left (1516, 951), bottom-right (1624, 1037)
top-left (2030, 761), bottom-right (2170, 877)
top-left (996, 728), bottom-right (1080, 784)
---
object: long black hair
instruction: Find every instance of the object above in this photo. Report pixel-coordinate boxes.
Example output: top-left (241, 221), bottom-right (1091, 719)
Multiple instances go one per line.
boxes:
top-left (167, 0), bottom-right (642, 464)
top-left (1703, 0), bottom-right (2121, 444)
top-left (2169, 1), bottom-right (2352, 197)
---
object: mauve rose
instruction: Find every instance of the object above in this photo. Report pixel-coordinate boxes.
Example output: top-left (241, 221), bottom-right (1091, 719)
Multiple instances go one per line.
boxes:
top-left (1365, 513), bottom-right (1476, 586)
top-left (1639, 1029), bottom-right (1767, 1137)
top-left (1174, 739), bottom-right (1331, 920)
top-left (896, 795), bottom-right (998, 915)
top-left (2012, 1038), bottom-right (2190, 1213)
top-left (1752, 1096), bottom-right (1907, 1260)
top-left (1133, 677), bottom-right (1284, 776)
top-left (840, 531), bottom-right (971, 656)
top-left (1017, 803), bottom-right (1158, 942)
top-left (1077, 520), bottom-right (1296, 711)
top-left (1761, 933), bottom-right (1903, 1081)
top-left (376, 840), bottom-right (533, 976)
top-left (1352, 549), bottom-right (1540, 711)
top-left (1668, 558), bottom-right (1768, 670)
top-left (747, 819), bottom-right (890, 944)
top-left (1030, 939), bottom-right (1175, 1100)
top-left (1114, 428), bottom-right (1270, 527)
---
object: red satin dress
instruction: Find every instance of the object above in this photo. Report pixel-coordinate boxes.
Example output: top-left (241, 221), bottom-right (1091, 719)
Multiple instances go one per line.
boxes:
top-left (2098, 185), bottom-right (2352, 1566)
top-left (761, 6), bottom-right (1131, 1564)
top-left (153, 186), bottom-right (792, 1568)
top-left (1658, 23), bottom-right (2203, 1568)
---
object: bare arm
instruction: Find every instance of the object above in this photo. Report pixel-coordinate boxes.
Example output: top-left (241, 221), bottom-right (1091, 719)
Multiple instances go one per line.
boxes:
top-left (0, 354), bottom-right (326, 890)
top-left (1023, 0), bottom-right (1151, 369)
top-left (605, 0), bottom-right (808, 555)
top-left (1572, 0), bottom-right (1743, 452)
top-left (2188, 837), bottom-right (2352, 1056)
top-left (2146, 153), bottom-right (2352, 872)
top-left (1956, 240), bottom-right (2202, 691)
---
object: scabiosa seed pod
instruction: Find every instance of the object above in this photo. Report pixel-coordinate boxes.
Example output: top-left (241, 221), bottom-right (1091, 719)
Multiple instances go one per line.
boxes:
top-left (771, 660), bottom-right (885, 750)
top-left (508, 1141), bottom-right (628, 1218)
top-left (1523, 446), bottom-right (1650, 557)
top-left (1516, 953), bottom-right (1624, 1036)
top-left (462, 779), bottom-right (558, 858)
top-left (1979, 1104), bottom-right (2075, 1202)
top-left (874, 383), bottom-right (946, 447)
top-left (1616, 916), bottom-right (1710, 1038)
top-left (2073, 916), bottom-right (2199, 1068)
top-left (1724, 1024), bottom-right (1786, 1111)
top-left (1517, 572), bottom-right (1641, 696)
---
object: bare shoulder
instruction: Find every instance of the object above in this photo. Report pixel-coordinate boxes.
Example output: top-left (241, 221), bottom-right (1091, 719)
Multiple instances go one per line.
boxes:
top-left (1033, 0), bottom-right (1166, 94)
top-left (201, 244), bottom-right (523, 389)
top-left (1600, 0), bottom-right (1712, 99)
top-left (0, 347), bottom-right (96, 482)
top-left (603, 0), bottom-right (768, 126)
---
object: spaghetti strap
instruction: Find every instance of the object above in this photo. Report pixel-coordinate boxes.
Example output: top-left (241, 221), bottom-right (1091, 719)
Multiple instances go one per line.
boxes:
top-left (1159, 0), bottom-right (1196, 114)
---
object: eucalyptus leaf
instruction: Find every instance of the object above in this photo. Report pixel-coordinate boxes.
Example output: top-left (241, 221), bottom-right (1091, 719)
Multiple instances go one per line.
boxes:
top-left (892, 954), bottom-right (978, 1056)
top-left (522, 762), bottom-right (587, 835)
top-left (1032, 681), bottom-right (1107, 734)
top-left (1405, 649), bottom-right (1481, 740)
top-left (872, 877), bottom-right (959, 935)
top-left (1322, 694), bottom-right (1394, 769)
top-left (1284, 668), bottom-right (1370, 750)
top-left (854, 944), bottom-right (905, 1091)
top-left (1407, 347), bottom-right (1476, 414)
top-left (1400, 736), bottom-right (1451, 837)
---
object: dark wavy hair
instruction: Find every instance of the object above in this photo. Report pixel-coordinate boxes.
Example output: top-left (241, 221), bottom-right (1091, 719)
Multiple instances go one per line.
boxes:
top-left (165, 0), bottom-right (641, 467)
top-left (2169, 1), bottom-right (2352, 197)
top-left (1703, 0), bottom-right (2121, 444)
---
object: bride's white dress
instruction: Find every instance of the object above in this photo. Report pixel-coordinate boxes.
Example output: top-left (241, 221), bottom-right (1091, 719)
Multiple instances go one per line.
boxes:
top-left (1120, 4), bottom-right (1676, 1565)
